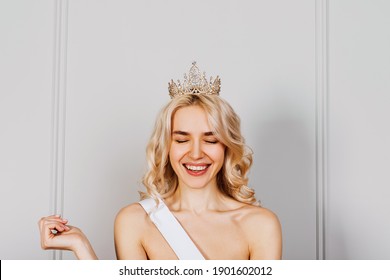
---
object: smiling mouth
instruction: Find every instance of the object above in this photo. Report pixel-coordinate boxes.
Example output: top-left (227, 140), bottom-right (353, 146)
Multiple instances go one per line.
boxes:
top-left (183, 164), bottom-right (210, 172)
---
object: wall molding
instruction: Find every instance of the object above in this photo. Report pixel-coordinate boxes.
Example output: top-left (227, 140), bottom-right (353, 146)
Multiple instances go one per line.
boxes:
top-left (315, 0), bottom-right (329, 260)
top-left (50, 0), bottom-right (69, 260)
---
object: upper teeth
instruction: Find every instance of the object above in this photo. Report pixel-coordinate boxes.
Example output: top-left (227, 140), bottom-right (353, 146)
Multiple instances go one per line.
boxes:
top-left (186, 165), bottom-right (207, 171)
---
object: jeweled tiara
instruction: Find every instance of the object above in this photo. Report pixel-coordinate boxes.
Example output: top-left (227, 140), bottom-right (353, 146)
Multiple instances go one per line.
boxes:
top-left (168, 62), bottom-right (221, 98)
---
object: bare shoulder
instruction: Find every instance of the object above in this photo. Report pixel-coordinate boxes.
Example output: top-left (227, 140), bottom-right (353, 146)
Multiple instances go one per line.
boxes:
top-left (115, 203), bottom-right (148, 225)
top-left (239, 205), bottom-right (281, 231)
top-left (114, 202), bottom-right (150, 240)
top-left (114, 202), bottom-right (149, 259)
top-left (237, 204), bottom-right (282, 260)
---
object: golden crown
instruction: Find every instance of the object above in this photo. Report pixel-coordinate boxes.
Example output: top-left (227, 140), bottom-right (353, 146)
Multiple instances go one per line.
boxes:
top-left (168, 62), bottom-right (221, 98)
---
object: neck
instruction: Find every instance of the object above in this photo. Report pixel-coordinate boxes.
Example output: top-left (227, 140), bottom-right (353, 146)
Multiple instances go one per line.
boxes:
top-left (169, 182), bottom-right (227, 214)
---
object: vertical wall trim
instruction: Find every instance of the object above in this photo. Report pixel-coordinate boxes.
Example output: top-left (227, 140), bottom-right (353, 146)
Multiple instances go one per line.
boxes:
top-left (50, 0), bottom-right (69, 260)
top-left (315, 0), bottom-right (329, 260)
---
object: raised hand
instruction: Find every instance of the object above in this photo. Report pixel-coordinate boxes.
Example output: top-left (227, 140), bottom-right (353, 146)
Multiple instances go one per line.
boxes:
top-left (38, 215), bottom-right (98, 259)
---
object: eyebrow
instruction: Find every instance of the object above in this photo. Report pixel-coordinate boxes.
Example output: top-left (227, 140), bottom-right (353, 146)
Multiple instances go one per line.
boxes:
top-left (172, 131), bottom-right (215, 136)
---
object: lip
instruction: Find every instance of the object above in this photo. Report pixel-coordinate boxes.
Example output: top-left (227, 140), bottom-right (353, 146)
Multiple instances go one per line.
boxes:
top-left (182, 163), bottom-right (211, 177)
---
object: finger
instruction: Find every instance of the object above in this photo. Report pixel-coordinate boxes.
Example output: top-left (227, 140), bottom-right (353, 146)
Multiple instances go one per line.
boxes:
top-left (55, 224), bottom-right (70, 232)
top-left (43, 215), bottom-right (67, 222)
top-left (46, 214), bottom-right (63, 219)
top-left (40, 223), bottom-right (64, 249)
top-left (39, 219), bottom-right (71, 237)
top-left (42, 221), bottom-right (68, 235)
top-left (39, 216), bottom-right (68, 228)
top-left (48, 217), bottom-right (68, 225)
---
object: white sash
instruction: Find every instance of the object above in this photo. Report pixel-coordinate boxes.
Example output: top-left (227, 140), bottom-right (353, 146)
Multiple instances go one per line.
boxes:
top-left (139, 198), bottom-right (205, 260)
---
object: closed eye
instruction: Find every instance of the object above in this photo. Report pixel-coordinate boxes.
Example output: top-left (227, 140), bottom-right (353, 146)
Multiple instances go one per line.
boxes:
top-left (175, 140), bottom-right (188, 143)
top-left (205, 140), bottom-right (218, 144)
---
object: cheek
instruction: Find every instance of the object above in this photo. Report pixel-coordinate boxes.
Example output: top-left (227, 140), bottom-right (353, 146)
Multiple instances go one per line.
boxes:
top-left (169, 147), bottom-right (176, 164)
top-left (169, 144), bottom-right (185, 163)
top-left (169, 148), bottom-right (179, 174)
top-left (217, 149), bottom-right (226, 164)
top-left (207, 145), bottom-right (226, 164)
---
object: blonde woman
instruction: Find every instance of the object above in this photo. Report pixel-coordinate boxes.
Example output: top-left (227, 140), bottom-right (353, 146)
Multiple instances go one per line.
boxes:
top-left (38, 63), bottom-right (282, 260)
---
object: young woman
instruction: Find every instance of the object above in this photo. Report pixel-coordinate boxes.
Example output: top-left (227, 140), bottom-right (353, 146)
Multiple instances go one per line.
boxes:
top-left (38, 63), bottom-right (282, 260)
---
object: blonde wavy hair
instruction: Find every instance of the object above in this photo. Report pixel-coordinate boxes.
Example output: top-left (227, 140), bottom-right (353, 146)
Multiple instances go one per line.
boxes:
top-left (141, 94), bottom-right (258, 205)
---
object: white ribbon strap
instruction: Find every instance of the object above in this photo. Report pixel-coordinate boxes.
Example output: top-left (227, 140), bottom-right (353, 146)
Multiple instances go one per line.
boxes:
top-left (139, 198), bottom-right (205, 260)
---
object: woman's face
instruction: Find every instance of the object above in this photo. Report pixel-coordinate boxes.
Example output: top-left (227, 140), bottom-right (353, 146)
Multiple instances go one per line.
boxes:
top-left (169, 105), bottom-right (225, 190)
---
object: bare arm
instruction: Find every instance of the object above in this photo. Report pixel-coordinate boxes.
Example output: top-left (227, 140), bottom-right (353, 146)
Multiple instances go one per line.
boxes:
top-left (38, 215), bottom-right (98, 260)
top-left (114, 203), bottom-right (148, 259)
top-left (247, 208), bottom-right (282, 260)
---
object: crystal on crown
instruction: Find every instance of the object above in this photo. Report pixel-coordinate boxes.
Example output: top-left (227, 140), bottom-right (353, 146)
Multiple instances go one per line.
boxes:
top-left (168, 62), bottom-right (221, 98)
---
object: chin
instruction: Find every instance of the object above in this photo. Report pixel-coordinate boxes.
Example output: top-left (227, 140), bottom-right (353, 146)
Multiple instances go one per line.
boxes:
top-left (179, 178), bottom-right (215, 190)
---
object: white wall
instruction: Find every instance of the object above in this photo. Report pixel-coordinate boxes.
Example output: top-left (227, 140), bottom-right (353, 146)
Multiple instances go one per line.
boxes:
top-left (0, 0), bottom-right (54, 259)
top-left (327, 0), bottom-right (390, 259)
top-left (0, 0), bottom-right (388, 260)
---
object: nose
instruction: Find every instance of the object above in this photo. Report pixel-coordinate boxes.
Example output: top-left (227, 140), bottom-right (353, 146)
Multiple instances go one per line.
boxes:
top-left (188, 140), bottom-right (204, 160)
